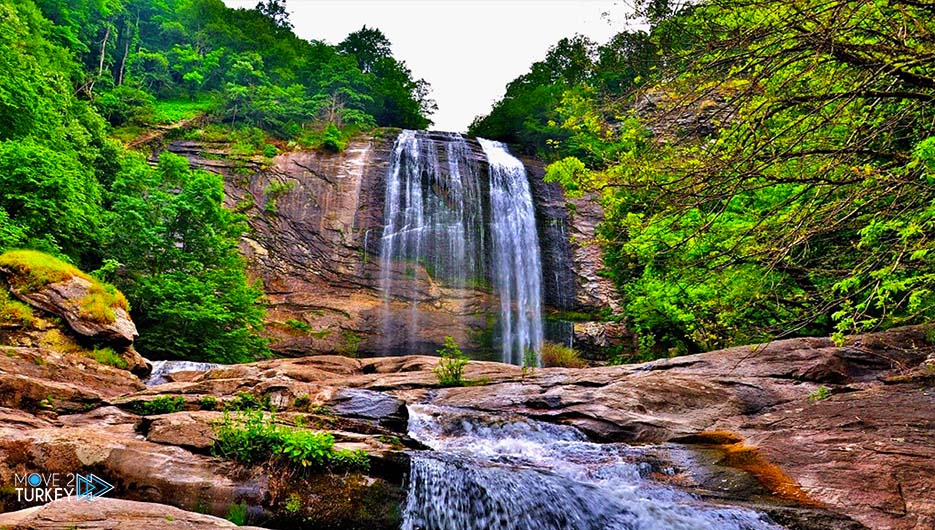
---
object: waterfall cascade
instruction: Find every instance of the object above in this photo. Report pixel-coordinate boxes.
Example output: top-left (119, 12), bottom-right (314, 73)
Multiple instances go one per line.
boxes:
top-left (379, 131), bottom-right (544, 364)
top-left (402, 405), bottom-right (785, 530)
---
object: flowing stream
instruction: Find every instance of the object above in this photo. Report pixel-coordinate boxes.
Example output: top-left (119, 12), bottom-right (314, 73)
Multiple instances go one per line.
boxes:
top-left (402, 405), bottom-right (784, 530)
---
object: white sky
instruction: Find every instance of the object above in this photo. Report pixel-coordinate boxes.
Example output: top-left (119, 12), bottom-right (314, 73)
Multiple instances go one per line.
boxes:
top-left (222, 0), bottom-right (634, 132)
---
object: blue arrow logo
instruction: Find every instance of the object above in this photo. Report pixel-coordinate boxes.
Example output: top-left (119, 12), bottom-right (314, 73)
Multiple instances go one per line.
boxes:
top-left (75, 473), bottom-right (114, 501)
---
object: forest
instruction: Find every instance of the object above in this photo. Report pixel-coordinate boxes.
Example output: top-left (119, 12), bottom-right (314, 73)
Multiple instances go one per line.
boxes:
top-left (472, 0), bottom-right (935, 358)
top-left (0, 0), bottom-right (434, 362)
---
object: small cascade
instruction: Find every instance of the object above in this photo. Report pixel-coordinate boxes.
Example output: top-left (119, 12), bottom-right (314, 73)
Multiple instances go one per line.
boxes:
top-left (479, 138), bottom-right (544, 365)
top-left (144, 360), bottom-right (226, 386)
top-left (402, 405), bottom-right (785, 530)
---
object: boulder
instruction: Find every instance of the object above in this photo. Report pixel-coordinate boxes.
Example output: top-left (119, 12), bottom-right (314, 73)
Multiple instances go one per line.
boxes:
top-left (0, 498), bottom-right (270, 530)
top-left (6, 275), bottom-right (137, 347)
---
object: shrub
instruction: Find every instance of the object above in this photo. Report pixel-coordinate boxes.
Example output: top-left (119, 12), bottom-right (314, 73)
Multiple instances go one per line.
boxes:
top-left (90, 347), bottom-right (128, 369)
top-left (321, 123), bottom-right (346, 152)
top-left (131, 396), bottom-right (186, 415)
top-left (199, 396), bottom-right (218, 410)
top-left (224, 392), bottom-right (275, 412)
top-left (809, 386), bottom-right (831, 402)
top-left (212, 411), bottom-right (369, 471)
top-left (434, 336), bottom-right (469, 387)
top-left (540, 342), bottom-right (587, 368)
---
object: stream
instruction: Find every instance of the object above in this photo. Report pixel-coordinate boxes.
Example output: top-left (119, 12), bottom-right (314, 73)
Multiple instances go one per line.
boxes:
top-left (401, 404), bottom-right (783, 530)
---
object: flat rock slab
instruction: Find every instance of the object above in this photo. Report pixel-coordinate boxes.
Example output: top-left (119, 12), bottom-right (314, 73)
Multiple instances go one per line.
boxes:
top-left (0, 497), bottom-right (269, 529)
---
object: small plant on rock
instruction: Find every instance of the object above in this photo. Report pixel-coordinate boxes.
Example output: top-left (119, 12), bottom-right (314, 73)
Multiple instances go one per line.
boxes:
top-left (434, 336), bottom-right (469, 387)
top-left (809, 386), bottom-right (831, 402)
top-left (131, 396), bottom-right (186, 415)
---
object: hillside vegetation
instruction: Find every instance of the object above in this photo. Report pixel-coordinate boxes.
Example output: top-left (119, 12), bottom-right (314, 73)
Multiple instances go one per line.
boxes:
top-left (472, 0), bottom-right (935, 358)
top-left (0, 0), bottom-right (435, 362)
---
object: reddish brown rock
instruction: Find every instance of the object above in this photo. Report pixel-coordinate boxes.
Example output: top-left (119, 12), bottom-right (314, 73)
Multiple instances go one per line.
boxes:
top-left (0, 497), bottom-right (270, 530)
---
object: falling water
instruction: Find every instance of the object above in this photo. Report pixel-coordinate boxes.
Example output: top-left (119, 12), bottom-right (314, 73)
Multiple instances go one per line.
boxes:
top-left (379, 131), bottom-right (486, 352)
top-left (479, 138), bottom-right (544, 365)
top-left (144, 360), bottom-right (226, 386)
top-left (402, 405), bottom-right (786, 530)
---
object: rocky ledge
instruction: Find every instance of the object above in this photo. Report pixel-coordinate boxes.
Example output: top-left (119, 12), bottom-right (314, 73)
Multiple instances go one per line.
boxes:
top-left (1, 321), bottom-right (934, 528)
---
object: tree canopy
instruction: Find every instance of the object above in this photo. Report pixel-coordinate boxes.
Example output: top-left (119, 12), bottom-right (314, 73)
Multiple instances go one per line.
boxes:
top-left (476, 0), bottom-right (935, 358)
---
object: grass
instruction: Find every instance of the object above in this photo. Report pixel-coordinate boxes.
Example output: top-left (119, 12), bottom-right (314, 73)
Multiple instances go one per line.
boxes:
top-left (541, 342), bottom-right (587, 368)
top-left (0, 287), bottom-right (33, 326)
top-left (212, 411), bottom-right (369, 470)
top-left (90, 347), bottom-right (128, 369)
top-left (0, 250), bottom-right (89, 292)
top-left (0, 250), bottom-right (128, 323)
top-left (200, 396), bottom-right (218, 410)
top-left (226, 502), bottom-right (248, 526)
top-left (152, 97), bottom-right (214, 125)
top-left (130, 396), bottom-right (186, 415)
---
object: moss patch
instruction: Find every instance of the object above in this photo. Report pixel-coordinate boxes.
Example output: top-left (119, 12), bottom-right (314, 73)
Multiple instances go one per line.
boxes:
top-left (0, 250), bottom-right (89, 292)
top-left (0, 288), bottom-right (33, 326)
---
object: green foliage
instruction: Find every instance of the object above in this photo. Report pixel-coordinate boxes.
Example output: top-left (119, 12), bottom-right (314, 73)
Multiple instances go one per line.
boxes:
top-left (434, 336), bottom-right (469, 387)
top-left (338, 330), bottom-right (362, 357)
top-left (285, 319), bottom-right (311, 333)
top-left (224, 392), bottom-right (275, 412)
top-left (107, 153), bottom-right (269, 363)
top-left (212, 411), bottom-right (369, 471)
top-left (485, 0), bottom-right (935, 356)
top-left (321, 123), bottom-right (346, 153)
top-left (540, 342), bottom-right (586, 368)
top-left (263, 180), bottom-right (296, 214)
top-left (226, 502), bottom-right (248, 526)
top-left (151, 97), bottom-right (214, 124)
top-left (0, 288), bottom-right (34, 327)
top-left (131, 396), bottom-right (185, 415)
top-left (90, 347), bottom-right (127, 369)
top-left (809, 386), bottom-right (831, 403)
top-left (199, 396), bottom-right (218, 410)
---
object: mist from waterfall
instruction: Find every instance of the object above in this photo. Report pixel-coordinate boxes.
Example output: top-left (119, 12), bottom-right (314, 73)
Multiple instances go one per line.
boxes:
top-left (379, 131), bottom-right (544, 365)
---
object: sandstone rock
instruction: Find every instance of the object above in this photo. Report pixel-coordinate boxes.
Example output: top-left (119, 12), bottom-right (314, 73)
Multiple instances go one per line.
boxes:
top-left (5, 275), bottom-right (137, 347)
top-left (327, 388), bottom-right (408, 432)
top-left (0, 497), bottom-right (270, 529)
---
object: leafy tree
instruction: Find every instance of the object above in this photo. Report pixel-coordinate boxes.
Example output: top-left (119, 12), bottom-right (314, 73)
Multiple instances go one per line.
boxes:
top-left (107, 153), bottom-right (268, 362)
top-left (255, 0), bottom-right (291, 30)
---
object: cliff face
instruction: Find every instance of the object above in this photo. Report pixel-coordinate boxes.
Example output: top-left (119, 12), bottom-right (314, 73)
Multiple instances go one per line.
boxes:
top-left (166, 131), bottom-right (618, 357)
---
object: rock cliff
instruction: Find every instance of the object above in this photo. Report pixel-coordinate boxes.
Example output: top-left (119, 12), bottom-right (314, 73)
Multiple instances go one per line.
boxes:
top-left (165, 131), bottom-right (621, 358)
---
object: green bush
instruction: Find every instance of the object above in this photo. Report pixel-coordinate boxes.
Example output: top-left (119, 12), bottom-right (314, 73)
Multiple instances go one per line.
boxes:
top-left (321, 123), bottom-right (346, 153)
top-left (212, 411), bottom-right (369, 470)
top-left (199, 396), bottom-right (218, 410)
top-left (131, 396), bottom-right (186, 415)
top-left (226, 502), bottom-right (248, 526)
top-left (224, 392), bottom-right (275, 412)
top-left (434, 336), bottom-right (469, 387)
top-left (540, 342), bottom-right (587, 368)
top-left (90, 347), bottom-right (128, 369)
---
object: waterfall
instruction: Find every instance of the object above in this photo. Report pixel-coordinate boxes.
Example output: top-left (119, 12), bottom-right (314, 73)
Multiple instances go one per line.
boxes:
top-left (479, 138), bottom-right (544, 365)
top-left (379, 131), bottom-right (486, 353)
top-left (379, 131), bottom-right (544, 365)
top-left (402, 405), bottom-right (786, 530)
top-left (145, 360), bottom-right (226, 386)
